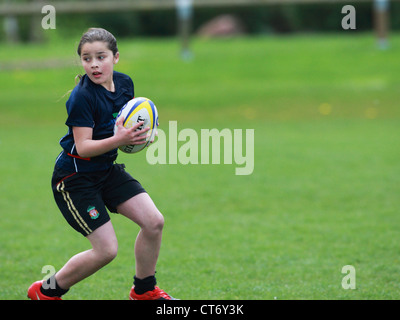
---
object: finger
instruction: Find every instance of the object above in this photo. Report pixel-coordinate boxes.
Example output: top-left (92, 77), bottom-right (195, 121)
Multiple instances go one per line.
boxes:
top-left (130, 121), bottom-right (145, 131)
top-left (133, 140), bottom-right (148, 145)
top-left (131, 134), bottom-right (149, 144)
top-left (150, 130), bottom-right (158, 143)
top-left (130, 126), bottom-right (150, 137)
top-left (129, 128), bottom-right (149, 141)
top-left (116, 116), bottom-right (124, 127)
top-left (137, 126), bottom-right (151, 135)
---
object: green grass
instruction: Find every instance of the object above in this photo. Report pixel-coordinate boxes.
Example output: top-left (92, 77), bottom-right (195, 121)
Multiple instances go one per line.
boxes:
top-left (1, 33), bottom-right (400, 299)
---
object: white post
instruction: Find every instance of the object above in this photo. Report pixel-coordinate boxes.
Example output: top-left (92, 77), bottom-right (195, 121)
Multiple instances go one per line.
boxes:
top-left (374, 0), bottom-right (390, 50)
top-left (176, 0), bottom-right (194, 60)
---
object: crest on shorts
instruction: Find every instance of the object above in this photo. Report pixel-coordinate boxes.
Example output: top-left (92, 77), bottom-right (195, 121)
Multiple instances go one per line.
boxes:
top-left (87, 206), bottom-right (99, 219)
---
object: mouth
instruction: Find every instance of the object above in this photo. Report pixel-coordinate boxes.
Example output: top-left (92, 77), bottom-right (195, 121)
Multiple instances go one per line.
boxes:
top-left (92, 71), bottom-right (102, 79)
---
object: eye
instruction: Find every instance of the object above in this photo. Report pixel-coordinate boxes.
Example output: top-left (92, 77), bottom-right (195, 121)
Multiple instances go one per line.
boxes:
top-left (98, 55), bottom-right (105, 60)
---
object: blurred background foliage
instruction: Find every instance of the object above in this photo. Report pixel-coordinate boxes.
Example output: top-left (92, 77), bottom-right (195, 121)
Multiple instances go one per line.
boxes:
top-left (1, 1), bottom-right (400, 42)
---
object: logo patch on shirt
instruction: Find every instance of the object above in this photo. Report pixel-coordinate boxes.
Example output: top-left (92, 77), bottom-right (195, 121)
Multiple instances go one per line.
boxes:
top-left (87, 206), bottom-right (99, 219)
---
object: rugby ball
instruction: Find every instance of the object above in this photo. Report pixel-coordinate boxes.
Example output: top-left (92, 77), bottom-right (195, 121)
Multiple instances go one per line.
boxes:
top-left (114, 97), bottom-right (158, 154)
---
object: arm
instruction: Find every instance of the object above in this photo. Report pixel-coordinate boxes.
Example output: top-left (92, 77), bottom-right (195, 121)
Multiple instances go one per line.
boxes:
top-left (73, 118), bottom-right (150, 159)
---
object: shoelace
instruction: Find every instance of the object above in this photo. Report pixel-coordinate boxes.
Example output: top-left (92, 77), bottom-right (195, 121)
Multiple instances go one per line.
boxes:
top-left (149, 287), bottom-right (171, 299)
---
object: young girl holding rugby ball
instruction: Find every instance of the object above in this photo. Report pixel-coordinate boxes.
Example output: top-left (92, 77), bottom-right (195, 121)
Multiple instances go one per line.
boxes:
top-left (28, 28), bottom-right (175, 300)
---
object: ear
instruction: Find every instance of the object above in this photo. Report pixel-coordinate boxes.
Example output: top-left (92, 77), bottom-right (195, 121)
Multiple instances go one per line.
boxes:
top-left (113, 52), bottom-right (120, 64)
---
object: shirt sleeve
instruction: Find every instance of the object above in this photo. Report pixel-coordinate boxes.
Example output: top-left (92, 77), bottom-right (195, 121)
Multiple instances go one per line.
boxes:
top-left (65, 89), bottom-right (95, 128)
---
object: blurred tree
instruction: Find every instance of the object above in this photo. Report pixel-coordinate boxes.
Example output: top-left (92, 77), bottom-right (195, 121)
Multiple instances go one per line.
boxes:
top-left (2, 1), bottom-right (399, 42)
top-left (3, 0), bottom-right (20, 42)
top-left (29, 0), bottom-right (44, 42)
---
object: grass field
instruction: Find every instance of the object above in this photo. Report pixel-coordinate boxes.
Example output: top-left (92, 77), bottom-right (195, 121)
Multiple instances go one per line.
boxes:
top-left (1, 33), bottom-right (400, 300)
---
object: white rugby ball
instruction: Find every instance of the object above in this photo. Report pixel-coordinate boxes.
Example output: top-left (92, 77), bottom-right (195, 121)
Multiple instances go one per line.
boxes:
top-left (114, 97), bottom-right (158, 154)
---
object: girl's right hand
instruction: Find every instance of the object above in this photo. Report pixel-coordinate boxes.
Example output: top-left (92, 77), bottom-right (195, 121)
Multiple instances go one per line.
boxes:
top-left (114, 117), bottom-right (150, 146)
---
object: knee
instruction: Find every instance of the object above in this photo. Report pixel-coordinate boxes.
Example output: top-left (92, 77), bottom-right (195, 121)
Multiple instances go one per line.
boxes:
top-left (105, 241), bottom-right (118, 262)
top-left (156, 213), bottom-right (165, 232)
top-left (144, 212), bottom-right (164, 236)
top-left (152, 212), bottom-right (164, 233)
top-left (96, 242), bottom-right (118, 265)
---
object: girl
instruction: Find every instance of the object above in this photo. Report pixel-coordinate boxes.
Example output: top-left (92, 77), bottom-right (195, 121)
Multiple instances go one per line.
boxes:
top-left (27, 28), bottom-right (175, 300)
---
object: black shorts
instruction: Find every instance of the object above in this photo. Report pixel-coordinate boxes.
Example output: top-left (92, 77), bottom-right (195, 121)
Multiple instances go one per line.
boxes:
top-left (52, 163), bottom-right (146, 237)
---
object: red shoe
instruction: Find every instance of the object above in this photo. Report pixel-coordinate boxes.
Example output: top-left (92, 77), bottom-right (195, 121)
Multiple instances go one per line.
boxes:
top-left (129, 286), bottom-right (176, 300)
top-left (27, 281), bottom-right (62, 300)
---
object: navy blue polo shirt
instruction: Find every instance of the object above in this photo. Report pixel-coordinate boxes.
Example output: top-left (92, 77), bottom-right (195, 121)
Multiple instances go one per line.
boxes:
top-left (56, 71), bottom-right (134, 173)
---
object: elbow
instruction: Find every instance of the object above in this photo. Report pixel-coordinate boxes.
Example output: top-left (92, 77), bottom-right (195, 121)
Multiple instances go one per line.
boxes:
top-left (77, 152), bottom-right (91, 160)
top-left (75, 145), bottom-right (91, 159)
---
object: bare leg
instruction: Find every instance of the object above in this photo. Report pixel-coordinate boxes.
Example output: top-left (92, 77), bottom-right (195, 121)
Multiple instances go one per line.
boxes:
top-left (117, 192), bottom-right (164, 279)
top-left (55, 221), bottom-right (118, 289)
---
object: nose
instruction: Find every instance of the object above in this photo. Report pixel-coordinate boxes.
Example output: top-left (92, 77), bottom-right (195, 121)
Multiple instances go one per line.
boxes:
top-left (91, 60), bottom-right (99, 69)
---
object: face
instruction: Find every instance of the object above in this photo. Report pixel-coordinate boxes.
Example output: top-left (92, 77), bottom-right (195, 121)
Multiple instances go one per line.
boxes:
top-left (80, 41), bottom-right (119, 91)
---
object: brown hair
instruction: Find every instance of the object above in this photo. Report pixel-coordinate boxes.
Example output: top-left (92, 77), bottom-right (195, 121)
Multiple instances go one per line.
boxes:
top-left (60, 28), bottom-right (120, 100)
top-left (73, 28), bottom-right (118, 84)
top-left (77, 28), bottom-right (118, 57)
